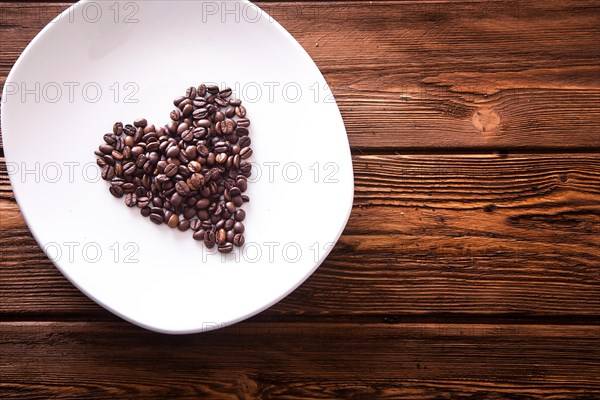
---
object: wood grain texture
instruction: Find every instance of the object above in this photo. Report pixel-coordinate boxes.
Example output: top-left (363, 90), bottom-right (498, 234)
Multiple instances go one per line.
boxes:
top-left (2, 154), bottom-right (598, 317)
top-left (0, 1), bottom-right (599, 150)
top-left (1, 322), bottom-right (599, 399)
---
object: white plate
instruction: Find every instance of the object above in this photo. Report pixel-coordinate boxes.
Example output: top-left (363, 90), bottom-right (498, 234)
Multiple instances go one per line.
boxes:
top-left (1, 0), bottom-right (353, 333)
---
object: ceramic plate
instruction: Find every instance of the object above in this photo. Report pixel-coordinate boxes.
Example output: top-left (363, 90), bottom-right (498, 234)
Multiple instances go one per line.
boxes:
top-left (1, 0), bottom-right (353, 333)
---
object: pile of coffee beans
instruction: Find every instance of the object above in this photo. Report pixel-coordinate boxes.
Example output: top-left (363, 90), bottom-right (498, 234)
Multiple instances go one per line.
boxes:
top-left (94, 84), bottom-right (251, 253)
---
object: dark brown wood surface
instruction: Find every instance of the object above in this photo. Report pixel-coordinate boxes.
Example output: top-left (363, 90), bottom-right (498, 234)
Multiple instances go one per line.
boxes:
top-left (1, 1), bottom-right (599, 399)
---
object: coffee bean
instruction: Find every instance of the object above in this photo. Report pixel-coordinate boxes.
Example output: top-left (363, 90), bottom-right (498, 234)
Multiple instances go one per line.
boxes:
top-left (99, 144), bottom-right (113, 155)
top-left (206, 84), bottom-right (219, 94)
top-left (170, 109), bottom-right (182, 121)
top-left (240, 147), bottom-right (253, 159)
top-left (134, 118), bottom-right (147, 128)
top-left (135, 186), bottom-right (146, 197)
top-left (122, 183), bottom-right (136, 193)
top-left (182, 103), bottom-right (194, 117)
top-left (218, 242), bottom-right (233, 253)
top-left (109, 185), bottom-right (124, 198)
top-left (167, 213), bottom-right (179, 228)
top-left (164, 163), bottom-right (178, 177)
top-left (238, 136), bottom-right (251, 148)
top-left (178, 219), bottom-right (190, 232)
top-left (101, 165), bottom-right (115, 180)
top-left (233, 221), bottom-right (245, 233)
top-left (137, 196), bottom-right (150, 208)
top-left (235, 105), bottom-right (246, 118)
top-left (229, 98), bottom-right (242, 106)
top-left (216, 228), bottom-right (227, 245)
top-left (215, 97), bottom-right (228, 107)
top-left (190, 219), bottom-right (202, 231)
top-left (151, 207), bottom-right (164, 217)
top-left (192, 229), bottom-right (205, 240)
top-left (113, 122), bottom-right (124, 135)
top-left (186, 86), bottom-right (197, 99)
top-left (188, 173), bottom-right (204, 190)
top-left (219, 87), bottom-right (232, 98)
top-left (124, 193), bottom-right (137, 207)
top-left (233, 233), bottom-right (244, 247)
top-left (96, 158), bottom-right (107, 168)
top-left (237, 118), bottom-right (250, 128)
top-left (141, 206), bottom-right (151, 217)
top-left (150, 213), bottom-right (163, 224)
top-left (175, 181), bottom-right (191, 196)
top-left (204, 231), bottom-right (216, 248)
top-left (235, 209), bottom-right (246, 221)
top-left (237, 179), bottom-right (248, 192)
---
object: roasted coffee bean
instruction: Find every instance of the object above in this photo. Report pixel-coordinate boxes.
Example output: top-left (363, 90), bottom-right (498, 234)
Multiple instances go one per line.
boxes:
top-left (97, 158), bottom-right (107, 168)
top-left (188, 173), bottom-right (204, 190)
top-left (229, 98), bottom-right (242, 107)
top-left (238, 136), bottom-right (251, 148)
top-left (137, 196), bottom-right (150, 208)
top-left (224, 218), bottom-right (235, 230)
top-left (140, 206), bottom-right (152, 217)
top-left (122, 183), bottom-right (136, 193)
top-left (241, 195), bottom-right (250, 202)
top-left (101, 165), bottom-right (115, 180)
top-left (103, 133), bottom-right (117, 145)
top-left (237, 179), bottom-right (248, 192)
top-left (226, 229), bottom-right (235, 243)
top-left (135, 186), bottom-right (146, 197)
top-left (99, 144), bottom-right (113, 155)
top-left (167, 213), bottom-right (179, 228)
top-left (190, 219), bottom-right (202, 231)
top-left (219, 87), bottom-right (232, 98)
top-left (134, 118), bottom-right (147, 128)
top-left (192, 229), bottom-right (205, 240)
top-left (170, 109), bottom-right (181, 121)
top-left (237, 118), bottom-right (250, 128)
top-left (175, 181), bottom-right (191, 196)
top-left (233, 233), bottom-right (244, 247)
top-left (236, 127), bottom-right (249, 136)
top-left (235, 105), bottom-right (246, 118)
top-left (232, 196), bottom-right (243, 207)
top-left (215, 96), bottom-right (228, 107)
top-left (109, 185), bottom-right (124, 198)
top-left (204, 231), bottom-right (216, 248)
top-left (183, 207), bottom-right (197, 219)
top-left (150, 213), bottom-right (163, 224)
top-left (216, 228), bottom-right (227, 245)
top-left (225, 201), bottom-right (236, 213)
top-left (216, 153), bottom-right (227, 164)
top-left (182, 103), bottom-right (194, 117)
top-left (218, 242), bottom-right (233, 253)
top-left (124, 193), bottom-right (137, 207)
top-left (113, 122), bottom-right (124, 135)
top-left (178, 219), bottom-right (190, 231)
top-left (150, 207), bottom-right (164, 217)
top-left (197, 84), bottom-right (207, 97)
top-left (235, 209), bottom-right (246, 221)
top-left (240, 147), bottom-right (252, 159)
top-left (206, 84), bottom-right (219, 94)
top-left (164, 163), bottom-right (178, 177)
top-left (233, 221), bottom-right (245, 233)
top-left (192, 108), bottom-right (208, 120)
top-left (185, 86), bottom-right (197, 99)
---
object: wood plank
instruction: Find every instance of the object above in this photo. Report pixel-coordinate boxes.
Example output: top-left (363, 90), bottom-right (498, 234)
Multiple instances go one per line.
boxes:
top-left (1, 2), bottom-right (599, 150)
top-left (1, 154), bottom-right (598, 317)
top-left (1, 322), bottom-right (599, 399)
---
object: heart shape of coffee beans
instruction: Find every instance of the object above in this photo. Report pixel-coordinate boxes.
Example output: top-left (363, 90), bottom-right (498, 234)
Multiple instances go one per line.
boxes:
top-left (94, 84), bottom-right (252, 253)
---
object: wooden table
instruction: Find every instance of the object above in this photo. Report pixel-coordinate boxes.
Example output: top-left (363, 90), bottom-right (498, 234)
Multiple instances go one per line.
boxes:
top-left (1, 1), bottom-right (599, 398)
